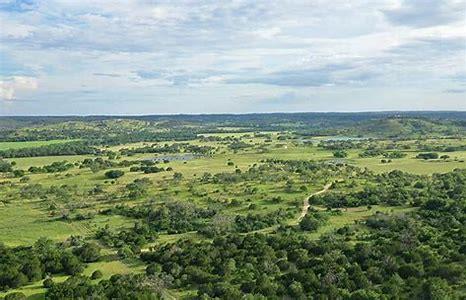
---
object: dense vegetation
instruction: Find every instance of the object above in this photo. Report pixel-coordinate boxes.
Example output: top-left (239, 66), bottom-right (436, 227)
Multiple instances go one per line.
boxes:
top-left (0, 239), bottom-right (100, 291)
top-left (0, 142), bottom-right (99, 158)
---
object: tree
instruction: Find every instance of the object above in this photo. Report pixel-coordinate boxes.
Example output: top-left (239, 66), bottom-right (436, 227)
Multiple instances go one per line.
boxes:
top-left (146, 263), bottom-right (162, 275)
top-left (46, 275), bottom-right (97, 299)
top-left (117, 245), bottom-right (134, 259)
top-left (0, 160), bottom-right (13, 172)
top-left (349, 289), bottom-right (380, 300)
top-left (61, 252), bottom-right (83, 275)
top-left (416, 152), bottom-right (439, 160)
top-left (43, 278), bottom-right (54, 288)
top-left (4, 292), bottom-right (26, 300)
top-left (104, 170), bottom-right (124, 179)
top-left (333, 150), bottom-right (348, 158)
top-left (73, 242), bottom-right (101, 263)
top-left (299, 213), bottom-right (328, 231)
top-left (417, 278), bottom-right (454, 300)
top-left (288, 281), bottom-right (305, 298)
top-left (91, 270), bottom-right (103, 280)
top-left (173, 172), bottom-right (183, 181)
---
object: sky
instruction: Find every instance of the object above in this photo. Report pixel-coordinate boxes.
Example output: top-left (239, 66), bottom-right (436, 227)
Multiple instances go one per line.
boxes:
top-left (0, 0), bottom-right (465, 115)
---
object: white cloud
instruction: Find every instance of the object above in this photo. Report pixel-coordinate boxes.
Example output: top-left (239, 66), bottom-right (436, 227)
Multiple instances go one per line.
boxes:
top-left (0, 17), bottom-right (35, 39)
top-left (0, 0), bottom-right (465, 113)
top-left (251, 27), bottom-right (281, 39)
top-left (0, 76), bottom-right (38, 100)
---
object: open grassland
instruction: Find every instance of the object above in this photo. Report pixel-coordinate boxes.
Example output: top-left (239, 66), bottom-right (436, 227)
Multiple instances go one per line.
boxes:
top-left (0, 199), bottom-right (135, 247)
top-left (352, 151), bottom-right (466, 174)
top-left (0, 139), bottom-right (77, 150)
top-left (0, 200), bottom-right (86, 246)
top-left (6, 155), bottom-right (92, 169)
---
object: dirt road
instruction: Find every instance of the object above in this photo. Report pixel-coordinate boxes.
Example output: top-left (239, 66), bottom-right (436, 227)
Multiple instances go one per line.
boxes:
top-left (297, 182), bottom-right (333, 222)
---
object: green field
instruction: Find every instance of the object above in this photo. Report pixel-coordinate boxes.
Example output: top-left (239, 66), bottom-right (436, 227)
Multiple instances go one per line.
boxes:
top-left (0, 139), bottom-right (77, 150)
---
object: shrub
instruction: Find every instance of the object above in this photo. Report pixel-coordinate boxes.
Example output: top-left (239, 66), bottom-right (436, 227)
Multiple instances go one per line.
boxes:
top-left (333, 150), bottom-right (348, 158)
top-left (43, 278), bottom-right (54, 288)
top-left (4, 292), bottom-right (26, 300)
top-left (91, 270), bottom-right (103, 280)
top-left (73, 242), bottom-right (101, 262)
top-left (104, 170), bottom-right (124, 179)
top-left (416, 152), bottom-right (439, 160)
top-left (299, 212), bottom-right (329, 231)
top-left (146, 263), bottom-right (162, 275)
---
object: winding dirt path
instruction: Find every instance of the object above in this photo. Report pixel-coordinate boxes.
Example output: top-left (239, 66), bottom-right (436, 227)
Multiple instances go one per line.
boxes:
top-left (297, 182), bottom-right (333, 222)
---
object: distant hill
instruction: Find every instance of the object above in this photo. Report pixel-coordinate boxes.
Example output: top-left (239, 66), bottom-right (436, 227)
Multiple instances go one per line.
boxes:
top-left (350, 117), bottom-right (465, 138)
top-left (0, 111), bottom-right (464, 141)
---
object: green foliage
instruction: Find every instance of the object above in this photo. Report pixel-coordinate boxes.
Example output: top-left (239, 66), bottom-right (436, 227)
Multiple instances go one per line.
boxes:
top-left (104, 170), bottom-right (124, 179)
top-left (43, 278), bottom-right (54, 288)
top-left (416, 152), bottom-right (439, 160)
top-left (46, 273), bottom-right (168, 299)
top-left (120, 143), bottom-right (213, 156)
top-left (91, 270), bottom-right (103, 280)
top-left (233, 209), bottom-right (291, 233)
top-left (0, 142), bottom-right (98, 158)
top-left (73, 242), bottom-right (101, 263)
top-left (0, 160), bottom-right (13, 173)
top-left (4, 292), bottom-right (26, 300)
top-left (313, 170), bottom-right (429, 207)
top-left (299, 212), bottom-right (329, 231)
top-left (0, 238), bottom-right (85, 291)
top-left (28, 160), bottom-right (74, 173)
top-left (333, 150), bottom-right (348, 158)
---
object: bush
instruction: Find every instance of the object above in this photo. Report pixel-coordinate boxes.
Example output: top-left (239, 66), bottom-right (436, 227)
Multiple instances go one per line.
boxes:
top-left (117, 245), bottom-right (134, 259)
top-left (146, 263), bottom-right (162, 275)
top-left (4, 292), bottom-right (26, 300)
top-left (91, 270), bottom-right (103, 280)
top-left (61, 252), bottom-right (84, 275)
top-left (43, 278), bottom-right (54, 288)
top-left (73, 242), bottom-right (101, 262)
top-left (299, 212), bottom-right (329, 231)
top-left (416, 152), bottom-right (439, 160)
top-left (19, 176), bottom-right (30, 183)
top-left (333, 150), bottom-right (348, 158)
top-left (0, 160), bottom-right (13, 172)
top-left (104, 170), bottom-right (124, 179)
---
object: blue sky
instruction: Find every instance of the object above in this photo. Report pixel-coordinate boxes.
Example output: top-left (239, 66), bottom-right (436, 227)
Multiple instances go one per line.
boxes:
top-left (0, 0), bottom-right (465, 115)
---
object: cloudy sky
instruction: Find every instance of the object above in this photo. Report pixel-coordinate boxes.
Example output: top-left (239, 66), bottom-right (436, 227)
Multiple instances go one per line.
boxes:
top-left (0, 0), bottom-right (465, 115)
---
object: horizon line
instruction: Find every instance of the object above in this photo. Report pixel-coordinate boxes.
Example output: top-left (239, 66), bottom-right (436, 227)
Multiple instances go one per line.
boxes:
top-left (1, 110), bottom-right (466, 118)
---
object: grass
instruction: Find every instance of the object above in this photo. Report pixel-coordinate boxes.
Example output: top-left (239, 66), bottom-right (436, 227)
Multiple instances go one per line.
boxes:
top-left (0, 199), bottom-right (135, 247)
top-left (351, 150), bottom-right (466, 174)
top-left (0, 139), bottom-right (78, 150)
top-left (83, 260), bottom-right (137, 279)
top-left (0, 200), bottom-right (87, 247)
top-left (6, 155), bottom-right (92, 169)
top-left (306, 205), bottom-right (415, 239)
